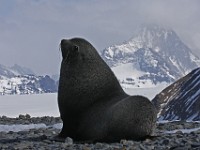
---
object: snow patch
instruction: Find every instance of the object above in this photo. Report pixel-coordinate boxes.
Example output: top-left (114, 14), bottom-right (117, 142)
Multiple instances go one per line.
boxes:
top-left (154, 47), bottom-right (160, 52)
top-left (112, 63), bottom-right (143, 80)
top-left (111, 63), bottom-right (158, 88)
top-left (0, 123), bottom-right (46, 132)
top-left (164, 127), bottom-right (200, 134)
top-left (124, 82), bottom-right (167, 100)
top-left (0, 123), bottom-right (63, 133)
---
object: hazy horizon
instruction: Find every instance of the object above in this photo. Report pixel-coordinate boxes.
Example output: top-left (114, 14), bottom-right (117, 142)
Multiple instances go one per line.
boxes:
top-left (0, 0), bottom-right (200, 75)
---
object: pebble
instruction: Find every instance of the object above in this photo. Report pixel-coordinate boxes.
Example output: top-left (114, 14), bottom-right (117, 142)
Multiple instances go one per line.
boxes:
top-left (0, 115), bottom-right (200, 149)
top-left (65, 137), bottom-right (73, 145)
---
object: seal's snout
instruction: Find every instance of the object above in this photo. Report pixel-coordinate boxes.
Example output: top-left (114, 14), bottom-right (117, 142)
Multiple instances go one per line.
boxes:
top-left (60, 39), bottom-right (69, 59)
top-left (60, 39), bottom-right (67, 47)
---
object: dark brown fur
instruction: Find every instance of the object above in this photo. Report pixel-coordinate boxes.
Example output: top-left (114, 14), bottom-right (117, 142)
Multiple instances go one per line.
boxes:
top-left (57, 38), bottom-right (157, 142)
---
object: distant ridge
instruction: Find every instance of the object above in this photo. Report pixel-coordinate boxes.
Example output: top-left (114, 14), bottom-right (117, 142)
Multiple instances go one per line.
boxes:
top-left (0, 64), bottom-right (57, 95)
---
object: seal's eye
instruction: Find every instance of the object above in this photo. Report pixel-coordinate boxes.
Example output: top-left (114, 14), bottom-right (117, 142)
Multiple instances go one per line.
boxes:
top-left (74, 45), bottom-right (79, 52)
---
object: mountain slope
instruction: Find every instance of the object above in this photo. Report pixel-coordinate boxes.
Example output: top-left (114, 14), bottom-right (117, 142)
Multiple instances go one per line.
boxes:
top-left (101, 24), bottom-right (200, 87)
top-left (10, 64), bottom-right (35, 75)
top-left (0, 64), bottom-right (16, 78)
top-left (152, 67), bottom-right (200, 121)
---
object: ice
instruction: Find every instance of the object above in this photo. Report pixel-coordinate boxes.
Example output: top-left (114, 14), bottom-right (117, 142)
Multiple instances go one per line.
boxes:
top-left (111, 63), bottom-right (160, 88)
top-left (164, 127), bottom-right (200, 134)
top-left (0, 123), bottom-right (46, 132)
top-left (158, 120), bottom-right (200, 134)
top-left (0, 93), bottom-right (59, 117)
top-left (0, 123), bottom-right (62, 133)
top-left (124, 82), bottom-right (168, 99)
top-left (50, 123), bottom-right (63, 129)
top-left (112, 63), bottom-right (144, 80)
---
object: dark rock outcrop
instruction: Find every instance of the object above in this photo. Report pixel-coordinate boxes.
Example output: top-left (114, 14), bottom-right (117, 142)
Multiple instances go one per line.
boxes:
top-left (152, 67), bottom-right (200, 121)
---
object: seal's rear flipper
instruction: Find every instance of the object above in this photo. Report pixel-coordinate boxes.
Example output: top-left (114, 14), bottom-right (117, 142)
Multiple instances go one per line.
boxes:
top-left (50, 135), bottom-right (66, 142)
top-left (142, 135), bottom-right (160, 141)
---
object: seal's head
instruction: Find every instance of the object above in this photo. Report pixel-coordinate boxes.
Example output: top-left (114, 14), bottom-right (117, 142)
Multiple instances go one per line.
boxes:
top-left (60, 39), bottom-right (79, 62)
top-left (58, 37), bottom-right (124, 111)
top-left (57, 38), bottom-right (156, 143)
top-left (60, 38), bottom-right (100, 66)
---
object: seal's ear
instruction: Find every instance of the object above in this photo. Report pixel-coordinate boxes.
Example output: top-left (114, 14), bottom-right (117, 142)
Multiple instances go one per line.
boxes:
top-left (74, 45), bottom-right (79, 53)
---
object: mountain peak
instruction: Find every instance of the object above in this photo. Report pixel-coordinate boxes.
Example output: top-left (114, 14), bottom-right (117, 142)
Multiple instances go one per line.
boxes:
top-left (101, 24), bottom-right (200, 87)
top-left (134, 24), bottom-right (178, 44)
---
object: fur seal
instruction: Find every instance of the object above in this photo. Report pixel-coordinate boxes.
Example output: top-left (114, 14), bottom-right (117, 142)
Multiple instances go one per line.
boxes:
top-left (57, 38), bottom-right (157, 142)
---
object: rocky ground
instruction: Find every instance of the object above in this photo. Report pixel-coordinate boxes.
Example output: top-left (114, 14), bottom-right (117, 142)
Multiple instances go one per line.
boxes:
top-left (0, 115), bottom-right (200, 150)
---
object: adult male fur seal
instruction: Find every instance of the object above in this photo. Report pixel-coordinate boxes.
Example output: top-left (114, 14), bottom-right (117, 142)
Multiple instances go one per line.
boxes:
top-left (57, 38), bottom-right (156, 142)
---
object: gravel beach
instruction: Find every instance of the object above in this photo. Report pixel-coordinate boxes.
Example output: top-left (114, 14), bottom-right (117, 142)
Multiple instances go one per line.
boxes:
top-left (0, 115), bottom-right (200, 150)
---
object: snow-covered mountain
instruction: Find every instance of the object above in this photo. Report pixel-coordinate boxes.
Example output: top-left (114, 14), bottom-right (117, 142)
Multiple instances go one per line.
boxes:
top-left (152, 67), bottom-right (200, 121)
top-left (10, 64), bottom-right (35, 75)
top-left (0, 64), bottom-right (57, 95)
top-left (101, 24), bottom-right (200, 88)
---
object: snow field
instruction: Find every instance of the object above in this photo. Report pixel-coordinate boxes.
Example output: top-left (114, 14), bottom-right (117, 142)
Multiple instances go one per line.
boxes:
top-left (0, 123), bottom-right (62, 133)
top-left (0, 85), bottom-right (167, 118)
top-left (0, 93), bottom-right (59, 117)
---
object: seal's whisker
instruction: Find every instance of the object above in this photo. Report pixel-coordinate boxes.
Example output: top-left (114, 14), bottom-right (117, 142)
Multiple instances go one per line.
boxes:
top-left (59, 44), bottom-right (61, 52)
top-left (63, 50), bottom-right (70, 63)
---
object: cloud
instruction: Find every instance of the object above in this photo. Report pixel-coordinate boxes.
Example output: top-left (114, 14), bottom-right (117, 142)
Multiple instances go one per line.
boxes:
top-left (0, 0), bottom-right (200, 75)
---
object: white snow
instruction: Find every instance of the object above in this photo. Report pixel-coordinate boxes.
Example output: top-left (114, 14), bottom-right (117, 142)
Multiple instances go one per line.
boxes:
top-left (0, 123), bottom-right (62, 133)
top-left (124, 83), bottom-right (167, 100)
top-left (164, 32), bottom-right (168, 40)
top-left (187, 112), bottom-right (199, 122)
top-left (164, 127), bottom-right (200, 134)
top-left (111, 63), bottom-right (165, 88)
top-left (106, 36), bottom-right (145, 59)
top-left (107, 47), bottom-right (114, 58)
top-left (0, 75), bottom-right (40, 95)
top-left (0, 93), bottom-right (59, 117)
top-left (189, 52), bottom-right (200, 66)
top-left (0, 123), bottom-right (46, 132)
top-left (158, 120), bottom-right (200, 134)
top-left (112, 63), bottom-right (143, 80)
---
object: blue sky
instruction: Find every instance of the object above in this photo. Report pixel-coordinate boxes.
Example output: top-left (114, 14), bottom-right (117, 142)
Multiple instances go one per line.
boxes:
top-left (0, 0), bottom-right (200, 75)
